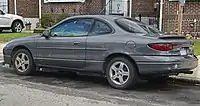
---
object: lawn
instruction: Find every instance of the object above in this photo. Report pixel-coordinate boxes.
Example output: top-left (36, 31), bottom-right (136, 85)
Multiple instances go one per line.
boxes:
top-left (0, 32), bottom-right (36, 42)
top-left (194, 40), bottom-right (200, 56)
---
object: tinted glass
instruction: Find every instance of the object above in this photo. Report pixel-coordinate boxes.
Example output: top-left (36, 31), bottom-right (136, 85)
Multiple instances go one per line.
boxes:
top-left (91, 20), bottom-right (112, 35)
top-left (139, 25), bottom-right (149, 33)
top-left (115, 18), bottom-right (148, 34)
top-left (148, 26), bottom-right (163, 35)
top-left (51, 19), bottom-right (93, 37)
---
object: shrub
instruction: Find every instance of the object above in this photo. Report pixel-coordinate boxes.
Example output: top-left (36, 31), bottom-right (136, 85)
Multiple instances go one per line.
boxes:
top-left (41, 13), bottom-right (69, 28)
top-left (33, 28), bottom-right (46, 33)
top-left (56, 13), bottom-right (69, 23)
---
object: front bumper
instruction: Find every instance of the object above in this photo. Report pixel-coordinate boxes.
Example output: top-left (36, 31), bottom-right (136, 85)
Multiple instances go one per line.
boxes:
top-left (132, 55), bottom-right (198, 75)
top-left (3, 55), bottom-right (12, 65)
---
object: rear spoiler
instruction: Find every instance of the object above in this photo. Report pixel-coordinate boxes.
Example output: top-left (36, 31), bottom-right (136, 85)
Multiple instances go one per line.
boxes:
top-left (158, 35), bottom-right (186, 40)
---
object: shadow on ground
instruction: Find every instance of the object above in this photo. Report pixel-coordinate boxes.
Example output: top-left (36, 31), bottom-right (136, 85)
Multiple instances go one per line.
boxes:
top-left (2, 67), bottom-right (200, 91)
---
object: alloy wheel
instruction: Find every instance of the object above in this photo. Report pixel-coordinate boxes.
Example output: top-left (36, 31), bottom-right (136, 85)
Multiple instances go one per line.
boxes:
top-left (109, 61), bottom-right (130, 85)
top-left (14, 23), bottom-right (22, 32)
top-left (15, 53), bottom-right (30, 72)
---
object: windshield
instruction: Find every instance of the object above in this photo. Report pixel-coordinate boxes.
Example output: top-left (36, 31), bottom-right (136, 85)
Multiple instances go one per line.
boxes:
top-left (115, 18), bottom-right (163, 36)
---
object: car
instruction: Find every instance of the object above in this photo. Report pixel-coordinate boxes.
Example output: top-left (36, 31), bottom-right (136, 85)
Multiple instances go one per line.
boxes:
top-left (2, 15), bottom-right (198, 89)
top-left (0, 9), bottom-right (25, 33)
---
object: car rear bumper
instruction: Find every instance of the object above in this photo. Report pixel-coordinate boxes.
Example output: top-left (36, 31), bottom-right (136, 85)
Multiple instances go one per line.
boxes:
top-left (132, 55), bottom-right (198, 75)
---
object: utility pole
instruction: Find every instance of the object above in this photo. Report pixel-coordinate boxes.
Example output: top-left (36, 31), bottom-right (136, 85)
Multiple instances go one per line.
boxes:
top-left (129, 0), bottom-right (132, 18)
top-left (159, 0), bottom-right (163, 31)
top-left (177, 0), bottom-right (185, 35)
top-left (14, 0), bottom-right (17, 15)
top-left (39, 0), bottom-right (42, 19)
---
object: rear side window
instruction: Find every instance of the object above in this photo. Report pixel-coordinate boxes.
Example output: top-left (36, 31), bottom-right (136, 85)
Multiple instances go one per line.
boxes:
top-left (91, 20), bottom-right (112, 35)
top-left (115, 18), bottom-right (148, 34)
top-left (148, 26), bottom-right (163, 36)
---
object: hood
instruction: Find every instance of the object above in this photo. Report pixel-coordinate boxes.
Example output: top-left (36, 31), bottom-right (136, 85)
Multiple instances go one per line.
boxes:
top-left (8, 34), bottom-right (41, 43)
top-left (5, 14), bottom-right (23, 19)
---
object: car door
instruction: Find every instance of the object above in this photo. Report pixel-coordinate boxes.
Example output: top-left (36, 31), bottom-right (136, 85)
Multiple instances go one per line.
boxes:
top-left (85, 19), bottom-right (113, 72)
top-left (36, 18), bottom-right (94, 70)
top-left (0, 10), bottom-right (10, 27)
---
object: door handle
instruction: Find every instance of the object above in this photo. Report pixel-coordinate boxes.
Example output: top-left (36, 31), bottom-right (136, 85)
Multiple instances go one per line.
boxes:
top-left (73, 41), bottom-right (80, 45)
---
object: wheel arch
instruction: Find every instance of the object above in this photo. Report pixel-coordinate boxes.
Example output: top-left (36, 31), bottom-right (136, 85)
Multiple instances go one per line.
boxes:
top-left (11, 45), bottom-right (34, 65)
top-left (11, 19), bottom-right (24, 28)
top-left (103, 53), bottom-right (139, 75)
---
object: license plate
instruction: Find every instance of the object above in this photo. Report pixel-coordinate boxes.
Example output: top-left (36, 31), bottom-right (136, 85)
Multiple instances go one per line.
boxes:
top-left (180, 48), bottom-right (187, 55)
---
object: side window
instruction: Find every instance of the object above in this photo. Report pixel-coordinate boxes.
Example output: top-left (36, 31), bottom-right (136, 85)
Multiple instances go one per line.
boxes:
top-left (139, 25), bottom-right (149, 33)
top-left (115, 18), bottom-right (148, 34)
top-left (91, 20), bottom-right (112, 35)
top-left (148, 27), bottom-right (159, 35)
top-left (51, 19), bottom-right (93, 37)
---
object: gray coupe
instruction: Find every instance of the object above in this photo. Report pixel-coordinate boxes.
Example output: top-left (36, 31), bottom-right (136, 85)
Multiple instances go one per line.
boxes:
top-left (3, 15), bottom-right (198, 89)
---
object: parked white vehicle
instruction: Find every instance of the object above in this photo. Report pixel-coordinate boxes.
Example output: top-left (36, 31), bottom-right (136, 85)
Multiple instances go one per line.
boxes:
top-left (0, 10), bottom-right (25, 33)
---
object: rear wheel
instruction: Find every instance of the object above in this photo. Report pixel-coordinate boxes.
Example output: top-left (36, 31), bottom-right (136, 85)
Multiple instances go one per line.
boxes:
top-left (13, 49), bottom-right (35, 75)
top-left (11, 21), bottom-right (23, 33)
top-left (106, 57), bottom-right (138, 89)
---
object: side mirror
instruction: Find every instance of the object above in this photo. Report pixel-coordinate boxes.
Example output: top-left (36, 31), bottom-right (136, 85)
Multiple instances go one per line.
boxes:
top-left (0, 10), bottom-right (5, 15)
top-left (41, 30), bottom-right (50, 39)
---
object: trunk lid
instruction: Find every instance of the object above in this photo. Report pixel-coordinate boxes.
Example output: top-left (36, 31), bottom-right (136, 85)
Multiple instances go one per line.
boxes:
top-left (149, 35), bottom-right (194, 56)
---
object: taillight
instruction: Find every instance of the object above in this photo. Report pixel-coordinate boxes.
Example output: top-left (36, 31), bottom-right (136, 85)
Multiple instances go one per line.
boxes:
top-left (148, 43), bottom-right (174, 51)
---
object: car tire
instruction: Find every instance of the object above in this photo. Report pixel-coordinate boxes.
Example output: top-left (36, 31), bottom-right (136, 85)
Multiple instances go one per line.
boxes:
top-left (106, 57), bottom-right (138, 89)
top-left (13, 49), bottom-right (35, 75)
top-left (11, 21), bottom-right (23, 33)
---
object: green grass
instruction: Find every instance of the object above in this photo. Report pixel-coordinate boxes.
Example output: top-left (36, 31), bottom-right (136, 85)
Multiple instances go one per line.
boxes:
top-left (0, 32), bottom-right (35, 42)
top-left (194, 40), bottom-right (200, 56)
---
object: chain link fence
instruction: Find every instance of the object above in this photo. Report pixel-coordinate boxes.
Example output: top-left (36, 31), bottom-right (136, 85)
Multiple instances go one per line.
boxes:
top-left (163, 0), bottom-right (200, 37)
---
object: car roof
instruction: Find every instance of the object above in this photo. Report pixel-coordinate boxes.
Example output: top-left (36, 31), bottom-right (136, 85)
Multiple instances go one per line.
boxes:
top-left (71, 15), bottom-right (124, 19)
top-left (64, 15), bottom-right (125, 22)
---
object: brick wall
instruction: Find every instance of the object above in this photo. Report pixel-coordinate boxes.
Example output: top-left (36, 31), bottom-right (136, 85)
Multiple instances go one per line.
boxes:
top-left (132, 0), bottom-right (157, 17)
top-left (42, 0), bottom-right (105, 15)
top-left (163, 2), bottom-right (200, 33)
top-left (9, 0), bottom-right (39, 18)
top-left (8, 0), bottom-right (156, 18)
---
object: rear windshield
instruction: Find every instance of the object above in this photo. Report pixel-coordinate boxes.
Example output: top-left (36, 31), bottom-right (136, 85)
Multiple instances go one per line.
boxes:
top-left (115, 18), bottom-right (163, 36)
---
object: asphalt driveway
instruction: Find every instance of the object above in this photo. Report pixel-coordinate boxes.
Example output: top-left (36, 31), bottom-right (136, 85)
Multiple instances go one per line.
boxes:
top-left (1, 64), bottom-right (200, 106)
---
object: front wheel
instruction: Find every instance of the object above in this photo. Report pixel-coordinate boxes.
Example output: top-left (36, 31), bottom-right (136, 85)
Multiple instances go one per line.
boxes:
top-left (106, 57), bottom-right (138, 89)
top-left (13, 49), bottom-right (35, 75)
top-left (11, 21), bottom-right (23, 33)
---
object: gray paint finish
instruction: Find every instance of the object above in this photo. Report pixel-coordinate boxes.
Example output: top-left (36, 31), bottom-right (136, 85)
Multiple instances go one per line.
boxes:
top-left (3, 15), bottom-right (198, 76)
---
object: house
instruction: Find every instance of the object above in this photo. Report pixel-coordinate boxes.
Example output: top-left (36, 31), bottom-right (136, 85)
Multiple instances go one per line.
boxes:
top-left (8, 0), bottom-right (199, 33)
top-left (0, 0), bottom-right (8, 12)
top-left (8, 0), bottom-right (39, 29)
top-left (7, 0), bottom-right (158, 29)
